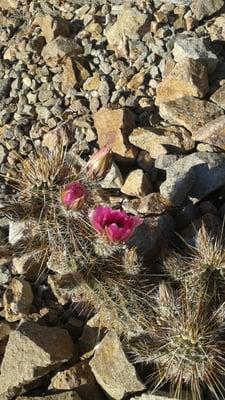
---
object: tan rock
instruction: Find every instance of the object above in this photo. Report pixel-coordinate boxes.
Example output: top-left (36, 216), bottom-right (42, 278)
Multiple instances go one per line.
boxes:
top-left (137, 151), bottom-right (154, 172)
top-left (8, 220), bottom-right (38, 246)
top-left (50, 360), bottom-right (105, 400)
top-left (41, 36), bottom-right (81, 67)
top-left (93, 107), bottom-right (137, 162)
top-left (191, 0), bottom-right (223, 21)
top-left (101, 161), bottom-right (123, 189)
top-left (37, 15), bottom-right (70, 42)
top-left (123, 193), bottom-right (172, 216)
top-left (121, 169), bottom-right (152, 198)
top-left (0, 0), bottom-right (18, 8)
top-left (159, 97), bottom-right (223, 133)
top-left (42, 120), bottom-right (75, 151)
top-left (12, 253), bottom-right (43, 281)
top-left (83, 73), bottom-right (101, 91)
top-left (0, 322), bottom-right (74, 399)
top-left (156, 59), bottom-right (208, 105)
top-left (3, 278), bottom-right (34, 322)
top-left (129, 126), bottom-right (194, 158)
top-left (127, 72), bottom-right (145, 91)
top-left (207, 15), bottom-right (225, 41)
top-left (90, 331), bottom-right (145, 400)
top-left (0, 322), bottom-right (13, 361)
top-left (192, 115), bottom-right (225, 150)
top-left (106, 7), bottom-right (148, 52)
top-left (61, 57), bottom-right (78, 94)
top-left (211, 84), bottom-right (225, 110)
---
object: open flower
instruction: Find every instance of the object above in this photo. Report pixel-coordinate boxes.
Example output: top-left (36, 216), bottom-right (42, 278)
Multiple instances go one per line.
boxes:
top-left (89, 206), bottom-right (142, 243)
top-left (61, 182), bottom-right (88, 211)
top-left (87, 146), bottom-right (112, 180)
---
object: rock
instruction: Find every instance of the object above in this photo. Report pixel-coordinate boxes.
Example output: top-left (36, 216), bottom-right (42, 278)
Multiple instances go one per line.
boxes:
top-left (0, 322), bottom-right (13, 363)
top-left (61, 57), bottom-right (78, 94)
top-left (37, 15), bottom-right (70, 43)
top-left (0, 322), bottom-right (74, 398)
top-left (156, 59), bottom-right (208, 104)
top-left (159, 97), bottom-right (224, 134)
top-left (8, 220), bottom-right (38, 246)
top-left (17, 392), bottom-right (81, 400)
top-left (172, 36), bottom-right (218, 73)
top-left (0, 0), bottom-right (18, 9)
top-left (191, 0), bottom-right (224, 21)
top-left (106, 7), bottom-right (149, 52)
top-left (192, 116), bottom-right (225, 150)
top-left (123, 193), bottom-right (172, 216)
top-left (160, 152), bottom-right (225, 206)
top-left (127, 72), bottom-right (145, 91)
top-left (93, 107), bottom-right (137, 162)
top-left (181, 213), bottom-right (222, 246)
top-left (211, 85), bottom-right (225, 109)
top-left (137, 151), bottom-right (154, 172)
top-left (121, 169), bottom-right (153, 198)
top-left (83, 73), bottom-right (101, 91)
top-left (42, 120), bottom-right (75, 151)
top-left (3, 278), bottom-right (34, 322)
top-left (129, 126), bottom-right (194, 158)
top-left (129, 214), bottom-right (174, 259)
top-left (0, 78), bottom-right (12, 100)
top-left (50, 360), bottom-right (104, 400)
top-left (0, 145), bottom-right (7, 164)
top-left (41, 36), bottom-right (82, 67)
top-left (207, 16), bottom-right (225, 41)
top-left (48, 274), bottom-right (78, 305)
top-left (90, 331), bottom-right (145, 400)
top-left (101, 162), bottom-right (123, 189)
top-left (155, 154), bottom-right (179, 170)
top-left (12, 253), bottom-right (41, 281)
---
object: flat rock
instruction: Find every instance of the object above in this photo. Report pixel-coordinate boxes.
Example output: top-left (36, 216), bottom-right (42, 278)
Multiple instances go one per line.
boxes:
top-left (121, 169), bottom-right (153, 198)
top-left (41, 36), bottom-right (82, 67)
top-left (159, 97), bottom-right (224, 134)
top-left (211, 84), bottom-right (225, 109)
top-left (0, 0), bottom-right (18, 8)
top-left (101, 162), bottom-right (123, 189)
top-left (3, 278), bottom-right (33, 322)
top-left (42, 120), bottom-right (75, 150)
top-left (129, 126), bottom-right (194, 158)
top-left (106, 7), bottom-right (148, 51)
top-left (123, 193), bottom-right (172, 216)
top-left (172, 36), bottom-right (218, 73)
top-left (50, 360), bottom-right (105, 400)
top-left (0, 322), bottom-right (74, 399)
top-left (160, 152), bottom-right (225, 206)
top-left (93, 107), bottom-right (137, 162)
top-left (37, 15), bottom-right (70, 42)
top-left (90, 331), bottom-right (145, 400)
top-left (17, 392), bottom-right (81, 400)
top-left (192, 115), bottom-right (225, 150)
top-left (156, 59), bottom-right (208, 104)
top-left (191, 0), bottom-right (224, 21)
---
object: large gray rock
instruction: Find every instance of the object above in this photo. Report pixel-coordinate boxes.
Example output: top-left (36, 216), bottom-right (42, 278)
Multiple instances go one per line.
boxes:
top-left (0, 78), bottom-right (12, 100)
top-left (172, 36), bottom-right (218, 73)
top-left (0, 322), bottom-right (74, 399)
top-left (160, 152), bottom-right (225, 206)
top-left (191, 0), bottom-right (224, 21)
top-left (90, 331), bottom-right (145, 400)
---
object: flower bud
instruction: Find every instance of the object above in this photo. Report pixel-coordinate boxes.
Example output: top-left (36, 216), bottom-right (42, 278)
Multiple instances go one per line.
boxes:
top-left (61, 182), bottom-right (88, 211)
top-left (87, 146), bottom-right (112, 180)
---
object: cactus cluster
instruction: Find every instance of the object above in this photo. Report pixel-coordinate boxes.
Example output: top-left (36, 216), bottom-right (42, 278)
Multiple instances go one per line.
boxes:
top-left (3, 144), bottom-right (225, 399)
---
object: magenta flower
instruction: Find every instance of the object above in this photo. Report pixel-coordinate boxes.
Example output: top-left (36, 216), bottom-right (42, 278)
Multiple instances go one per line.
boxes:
top-left (61, 182), bottom-right (88, 211)
top-left (89, 206), bottom-right (143, 243)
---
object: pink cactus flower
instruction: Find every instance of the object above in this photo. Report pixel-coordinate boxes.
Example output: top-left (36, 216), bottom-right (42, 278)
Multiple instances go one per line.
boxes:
top-left (61, 182), bottom-right (88, 211)
top-left (87, 146), bottom-right (112, 180)
top-left (89, 206), bottom-right (143, 243)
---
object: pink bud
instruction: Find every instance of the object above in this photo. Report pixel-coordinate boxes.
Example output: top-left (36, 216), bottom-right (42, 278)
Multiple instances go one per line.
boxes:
top-left (87, 146), bottom-right (112, 180)
top-left (61, 182), bottom-right (88, 211)
top-left (89, 206), bottom-right (143, 243)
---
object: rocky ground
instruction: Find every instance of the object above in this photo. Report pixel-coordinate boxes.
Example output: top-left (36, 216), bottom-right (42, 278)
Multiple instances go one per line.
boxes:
top-left (1, 0), bottom-right (225, 399)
